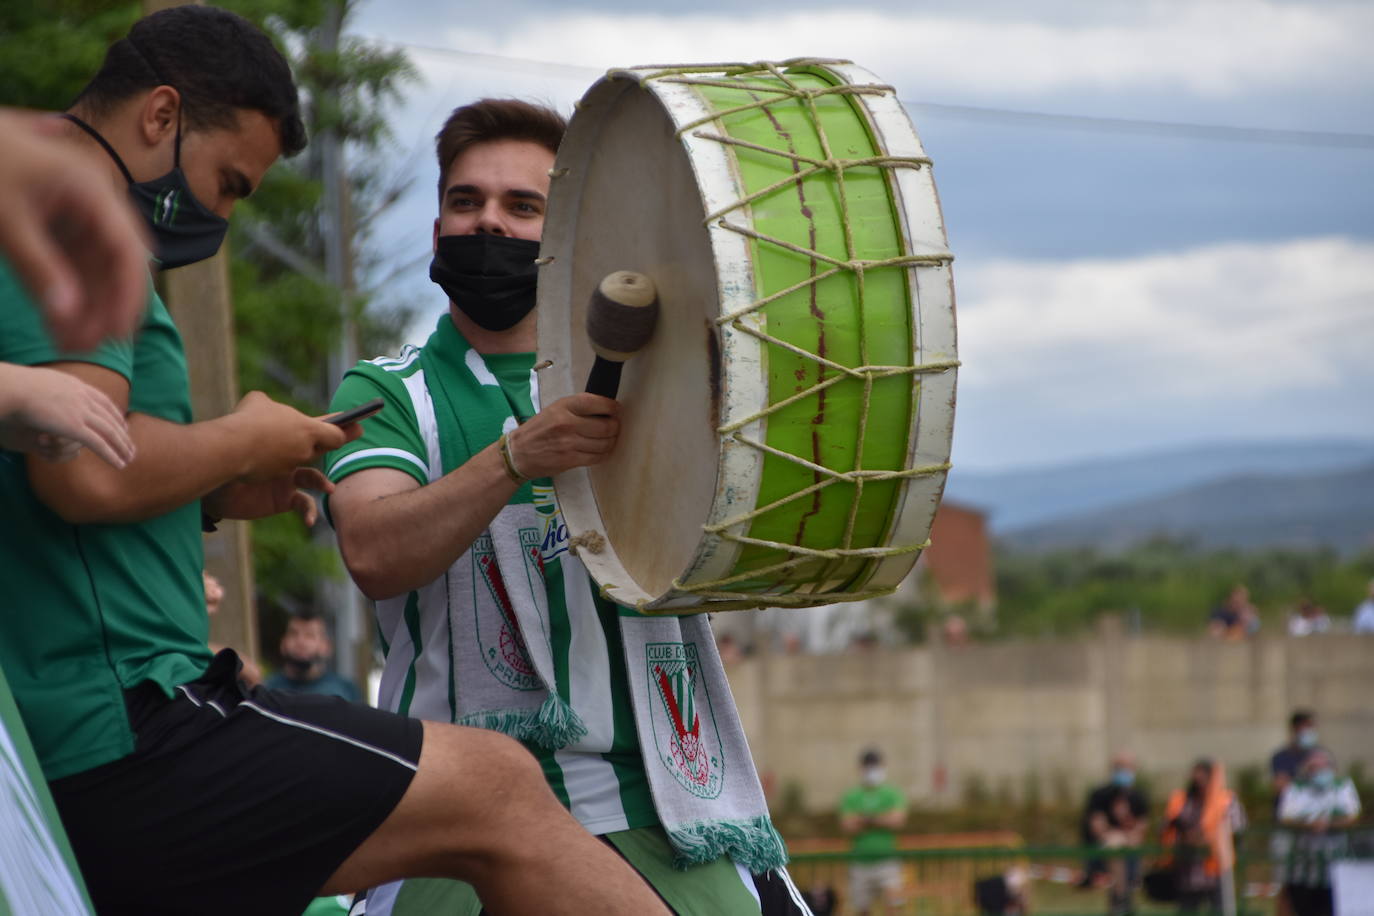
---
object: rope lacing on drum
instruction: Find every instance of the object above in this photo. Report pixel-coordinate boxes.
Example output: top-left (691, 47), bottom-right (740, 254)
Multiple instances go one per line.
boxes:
top-left (613, 61), bottom-right (959, 612)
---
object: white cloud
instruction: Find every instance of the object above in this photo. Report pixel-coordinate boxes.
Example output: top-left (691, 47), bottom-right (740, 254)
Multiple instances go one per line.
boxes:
top-left (956, 237), bottom-right (1374, 409)
top-left (430, 0), bottom-right (1373, 100)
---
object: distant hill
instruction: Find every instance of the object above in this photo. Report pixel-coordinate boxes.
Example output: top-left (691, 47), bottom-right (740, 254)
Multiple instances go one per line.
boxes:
top-left (945, 438), bottom-right (1374, 531)
top-left (1001, 462), bottom-right (1374, 555)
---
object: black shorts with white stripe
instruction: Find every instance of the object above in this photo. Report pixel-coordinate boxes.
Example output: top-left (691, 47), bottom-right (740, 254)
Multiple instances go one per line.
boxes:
top-left (49, 649), bottom-right (422, 916)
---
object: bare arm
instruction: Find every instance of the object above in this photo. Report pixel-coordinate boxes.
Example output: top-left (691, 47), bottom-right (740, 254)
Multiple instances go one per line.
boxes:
top-left (27, 361), bottom-right (351, 524)
top-left (331, 447), bottom-right (517, 600)
top-left (872, 808), bottom-right (906, 830)
top-left (332, 393), bottom-right (619, 600)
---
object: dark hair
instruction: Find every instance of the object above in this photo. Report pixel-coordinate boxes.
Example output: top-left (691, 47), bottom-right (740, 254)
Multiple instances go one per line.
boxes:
top-left (434, 98), bottom-right (566, 202)
top-left (1291, 709), bottom-right (1316, 730)
top-left (290, 608), bottom-right (326, 625)
top-left (72, 6), bottom-right (306, 157)
top-left (860, 748), bottom-right (883, 767)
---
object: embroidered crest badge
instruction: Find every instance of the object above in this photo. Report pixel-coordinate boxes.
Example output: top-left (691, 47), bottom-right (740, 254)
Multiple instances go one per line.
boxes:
top-left (473, 533), bottom-right (538, 690)
top-left (647, 642), bottom-right (724, 798)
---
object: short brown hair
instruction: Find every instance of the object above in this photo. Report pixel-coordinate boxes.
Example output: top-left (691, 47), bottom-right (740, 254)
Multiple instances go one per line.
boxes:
top-left (435, 98), bottom-right (567, 202)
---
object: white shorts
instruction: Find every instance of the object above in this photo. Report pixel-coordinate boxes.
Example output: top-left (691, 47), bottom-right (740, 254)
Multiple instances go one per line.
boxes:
top-left (848, 861), bottom-right (903, 912)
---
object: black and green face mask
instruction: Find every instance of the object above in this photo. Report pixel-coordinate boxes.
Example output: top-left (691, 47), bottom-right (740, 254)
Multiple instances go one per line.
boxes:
top-left (63, 112), bottom-right (229, 271)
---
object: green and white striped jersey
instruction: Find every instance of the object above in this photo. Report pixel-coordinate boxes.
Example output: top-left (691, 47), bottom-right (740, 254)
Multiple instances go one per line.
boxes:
top-left (325, 317), bottom-right (657, 836)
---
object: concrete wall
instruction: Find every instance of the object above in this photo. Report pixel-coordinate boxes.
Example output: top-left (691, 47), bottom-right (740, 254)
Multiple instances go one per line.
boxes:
top-left (723, 626), bottom-right (1374, 812)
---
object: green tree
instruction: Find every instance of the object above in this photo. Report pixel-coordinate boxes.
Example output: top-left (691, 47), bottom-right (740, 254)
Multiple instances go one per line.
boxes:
top-left (982, 537), bottom-right (1374, 637)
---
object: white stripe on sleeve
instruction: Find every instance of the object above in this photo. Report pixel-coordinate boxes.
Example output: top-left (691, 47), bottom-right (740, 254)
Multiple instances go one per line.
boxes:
top-left (328, 447), bottom-right (428, 480)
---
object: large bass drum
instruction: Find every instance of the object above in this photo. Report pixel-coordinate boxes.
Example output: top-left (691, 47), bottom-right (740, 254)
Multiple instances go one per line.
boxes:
top-left (536, 59), bottom-right (958, 613)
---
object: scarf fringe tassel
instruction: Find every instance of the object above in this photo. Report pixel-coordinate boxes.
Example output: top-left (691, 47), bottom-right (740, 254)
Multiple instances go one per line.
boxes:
top-left (665, 815), bottom-right (789, 873)
top-left (456, 693), bottom-right (588, 750)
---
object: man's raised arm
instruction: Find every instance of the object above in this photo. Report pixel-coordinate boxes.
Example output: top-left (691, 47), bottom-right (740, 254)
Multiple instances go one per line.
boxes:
top-left (28, 361), bottom-right (353, 525)
top-left (330, 392), bottom-right (618, 600)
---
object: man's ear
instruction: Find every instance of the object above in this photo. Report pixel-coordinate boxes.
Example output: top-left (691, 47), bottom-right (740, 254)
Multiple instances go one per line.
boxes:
top-left (432, 217), bottom-right (440, 254)
top-left (137, 85), bottom-right (181, 147)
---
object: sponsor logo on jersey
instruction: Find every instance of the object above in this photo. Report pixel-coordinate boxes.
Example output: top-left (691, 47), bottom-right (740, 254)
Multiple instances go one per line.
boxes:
top-left (647, 642), bottom-right (724, 798)
top-left (473, 533), bottom-right (538, 690)
top-left (531, 482), bottom-right (569, 565)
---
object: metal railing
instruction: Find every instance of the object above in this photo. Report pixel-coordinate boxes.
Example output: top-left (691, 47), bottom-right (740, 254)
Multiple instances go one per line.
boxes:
top-left (784, 829), bottom-right (1374, 915)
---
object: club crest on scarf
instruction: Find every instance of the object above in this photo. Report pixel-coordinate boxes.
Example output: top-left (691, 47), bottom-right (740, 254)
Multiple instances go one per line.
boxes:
top-left (647, 642), bottom-right (724, 799)
top-left (472, 533), bottom-right (539, 690)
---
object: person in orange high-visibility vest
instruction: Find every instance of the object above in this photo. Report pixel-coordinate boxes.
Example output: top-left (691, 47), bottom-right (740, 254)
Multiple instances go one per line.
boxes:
top-left (1161, 759), bottom-right (1247, 912)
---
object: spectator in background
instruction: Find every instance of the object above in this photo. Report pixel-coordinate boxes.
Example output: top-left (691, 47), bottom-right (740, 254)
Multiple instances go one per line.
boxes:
top-left (1271, 710), bottom-right (1325, 916)
top-left (1351, 580), bottom-right (1374, 634)
top-left (1287, 599), bottom-right (1331, 637)
top-left (940, 614), bottom-right (970, 647)
top-left (1080, 751), bottom-right (1149, 916)
top-left (974, 866), bottom-right (1029, 916)
top-left (839, 748), bottom-right (907, 915)
top-left (1277, 749), bottom-right (1361, 916)
top-left (1272, 711), bottom-right (1323, 806)
top-left (1162, 759), bottom-right (1247, 913)
top-left (1208, 584), bottom-right (1260, 639)
top-left (265, 610), bottom-right (360, 702)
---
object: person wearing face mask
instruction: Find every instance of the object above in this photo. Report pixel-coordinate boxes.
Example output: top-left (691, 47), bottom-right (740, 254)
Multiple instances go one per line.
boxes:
top-left (0, 12), bottom-right (674, 916)
top-left (324, 99), bottom-right (803, 916)
top-left (837, 749), bottom-right (907, 915)
top-left (1276, 750), bottom-right (1361, 916)
top-left (264, 610), bottom-right (359, 702)
top-left (1273, 711), bottom-right (1325, 810)
top-left (1270, 710), bottom-right (1328, 916)
top-left (1079, 751), bottom-right (1149, 915)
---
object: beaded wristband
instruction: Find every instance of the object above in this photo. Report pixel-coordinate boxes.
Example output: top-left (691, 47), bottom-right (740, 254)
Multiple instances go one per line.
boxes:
top-left (497, 433), bottom-right (528, 485)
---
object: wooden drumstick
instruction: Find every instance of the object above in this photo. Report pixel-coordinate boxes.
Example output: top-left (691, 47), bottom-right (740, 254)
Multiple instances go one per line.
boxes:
top-left (585, 270), bottom-right (660, 400)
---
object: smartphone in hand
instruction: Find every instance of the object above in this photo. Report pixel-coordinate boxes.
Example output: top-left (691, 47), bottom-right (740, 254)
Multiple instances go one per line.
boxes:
top-left (326, 398), bottom-right (384, 426)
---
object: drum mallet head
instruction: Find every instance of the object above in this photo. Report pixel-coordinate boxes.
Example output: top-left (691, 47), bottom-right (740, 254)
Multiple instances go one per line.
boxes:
top-left (585, 270), bottom-right (660, 400)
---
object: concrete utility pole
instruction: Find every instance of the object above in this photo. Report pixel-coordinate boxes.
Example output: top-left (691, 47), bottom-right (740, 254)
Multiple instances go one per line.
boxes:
top-left (316, 0), bottom-right (369, 690)
top-left (142, 0), bottom-right (259, 665)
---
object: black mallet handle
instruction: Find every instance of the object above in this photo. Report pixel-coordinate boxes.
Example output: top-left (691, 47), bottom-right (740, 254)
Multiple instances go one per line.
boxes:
top-left (584, 271), bottom-right (660, 400)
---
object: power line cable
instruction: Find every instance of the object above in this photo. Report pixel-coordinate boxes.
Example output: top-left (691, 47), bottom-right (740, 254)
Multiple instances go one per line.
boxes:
top-left (380, 38), bottom-right (1374, 151)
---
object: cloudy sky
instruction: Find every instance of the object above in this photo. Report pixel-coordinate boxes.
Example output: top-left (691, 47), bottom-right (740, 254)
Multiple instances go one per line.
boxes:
top-left (345, 0), bottom-right (1374, 472)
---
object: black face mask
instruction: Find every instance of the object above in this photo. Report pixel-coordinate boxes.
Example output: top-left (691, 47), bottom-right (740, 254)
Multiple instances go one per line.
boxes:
top-left (430, 234), bottom-right (540, 331)
top-left (62, 113), bottom-right (229, 270)
top-left (281, 652), bottom-right (322, 677)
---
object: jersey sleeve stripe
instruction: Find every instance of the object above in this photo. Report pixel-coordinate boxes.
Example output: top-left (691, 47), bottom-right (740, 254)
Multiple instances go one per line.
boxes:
top-left (328, 447), bottom-right (428, 480)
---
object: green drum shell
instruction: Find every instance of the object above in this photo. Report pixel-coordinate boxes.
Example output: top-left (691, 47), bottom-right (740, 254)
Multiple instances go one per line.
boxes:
top-left (695, 69), bottom-right (916, 595)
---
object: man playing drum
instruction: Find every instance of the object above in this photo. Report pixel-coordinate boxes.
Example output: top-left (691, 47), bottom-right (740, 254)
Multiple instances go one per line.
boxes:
top-left (326, 98), bottom-right (809, 916)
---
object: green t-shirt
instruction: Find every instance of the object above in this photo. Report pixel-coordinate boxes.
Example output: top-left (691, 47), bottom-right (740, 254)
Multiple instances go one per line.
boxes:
top-left (840, 783), bottom-right (906, 857)
top-left (0, 260), bottom-right (213, 780)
